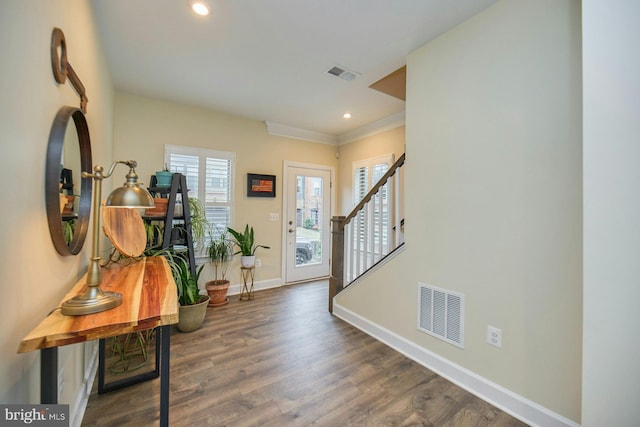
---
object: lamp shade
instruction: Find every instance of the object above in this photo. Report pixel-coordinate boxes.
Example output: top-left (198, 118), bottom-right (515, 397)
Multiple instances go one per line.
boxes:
top-left (106, 184), bottom-right (155, 208)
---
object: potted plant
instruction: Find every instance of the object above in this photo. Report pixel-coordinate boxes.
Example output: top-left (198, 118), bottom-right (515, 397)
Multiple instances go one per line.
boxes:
top-left (168, 254), bottom-right (209, 332)
top-left (227, 224), bottom-right (270, 268)
top-left (58, 183), bottom-right (76, 214)
top-left (62, 219), bottom-right (75, 245)
top-left (205, 227), bottom-right (234, 306)
top-left (155, 164), bottom-right (173, 187)
top-left (188, 197), bottom-right (208, 249)
top-left (144, 221), bottom-right (164, 248)
top-left (145, 198), bottom-right (169, 216)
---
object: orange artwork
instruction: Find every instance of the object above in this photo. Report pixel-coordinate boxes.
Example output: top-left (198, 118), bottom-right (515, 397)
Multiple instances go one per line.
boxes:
top-left (251, 179), bottom-right (273, 192)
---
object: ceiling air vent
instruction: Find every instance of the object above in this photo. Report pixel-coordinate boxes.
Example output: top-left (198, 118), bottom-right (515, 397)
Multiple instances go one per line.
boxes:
top-left (327, 65), bottom-right (360, 81)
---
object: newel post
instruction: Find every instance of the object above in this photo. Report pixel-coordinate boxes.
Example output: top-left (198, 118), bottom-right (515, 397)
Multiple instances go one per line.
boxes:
top-left (329, 216), bottom-right (345, 313)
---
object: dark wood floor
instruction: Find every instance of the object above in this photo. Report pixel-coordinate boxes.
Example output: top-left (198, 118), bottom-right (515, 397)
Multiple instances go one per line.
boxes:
top-left (82, 281), bottom-right (528, 426)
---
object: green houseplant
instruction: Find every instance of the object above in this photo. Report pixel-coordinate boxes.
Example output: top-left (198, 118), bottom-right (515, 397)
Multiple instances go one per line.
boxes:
top-left (144, 221), bottom-right (163, 248)
top-left (62, 219), bottom-right (75, 245)
top-left (172, 256), bottom-right (204, 305)
top-left (188, 197), bottom-right (208, 248)
top-left (165, 252), bottom-right (209, 332)
top-left (205, 227), bottom-right (234, 306)
top-left (227, 224), bottom-right (270, 268)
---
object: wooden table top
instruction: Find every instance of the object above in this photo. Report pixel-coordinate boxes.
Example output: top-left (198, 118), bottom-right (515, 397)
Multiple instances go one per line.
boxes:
top-left (18, 256), bottom-right (178, 353)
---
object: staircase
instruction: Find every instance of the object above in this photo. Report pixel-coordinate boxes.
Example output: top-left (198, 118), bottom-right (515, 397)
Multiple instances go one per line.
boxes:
top-left (329, 153), bottom-right (405, 312)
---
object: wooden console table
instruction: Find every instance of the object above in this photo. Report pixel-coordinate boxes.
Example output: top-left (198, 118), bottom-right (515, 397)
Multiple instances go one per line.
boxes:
top-left (18, 256), bottom-right (178, 427)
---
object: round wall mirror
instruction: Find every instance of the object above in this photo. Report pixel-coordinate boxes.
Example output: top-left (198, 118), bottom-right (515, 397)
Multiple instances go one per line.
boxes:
top-left (46, 106), bottom-right (92, 255)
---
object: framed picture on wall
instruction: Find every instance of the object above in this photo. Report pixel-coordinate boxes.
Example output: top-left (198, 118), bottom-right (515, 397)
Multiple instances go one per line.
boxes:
top-left (247, 173), bottom-right (276, 197)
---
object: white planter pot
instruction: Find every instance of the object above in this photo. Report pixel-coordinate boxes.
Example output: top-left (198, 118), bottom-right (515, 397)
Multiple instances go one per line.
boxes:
top-left (241, 255), bottom-right (255, 268)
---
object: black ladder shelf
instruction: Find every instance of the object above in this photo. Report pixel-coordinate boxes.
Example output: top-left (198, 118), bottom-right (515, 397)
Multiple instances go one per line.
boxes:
top-left (146, 172), bottom-right (196, 276)
top-left (98, 172), bottom-right (197, 395)
top-left (98, 173), bottom-right (196, 394)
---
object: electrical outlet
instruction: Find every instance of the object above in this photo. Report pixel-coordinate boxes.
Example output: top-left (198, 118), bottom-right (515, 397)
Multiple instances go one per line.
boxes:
top-left (487, 326), bottom-right (502, 348)
top-left (255, 258), bottom-right (261, 267)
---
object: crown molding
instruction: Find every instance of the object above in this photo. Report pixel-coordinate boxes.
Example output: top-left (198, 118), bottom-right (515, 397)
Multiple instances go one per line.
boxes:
top-left (265, 121), bottom-right (338, 145)
top-left (265, 111), bottom-right (405, 146)
top-left (337, 111), bottom-right (405, 145)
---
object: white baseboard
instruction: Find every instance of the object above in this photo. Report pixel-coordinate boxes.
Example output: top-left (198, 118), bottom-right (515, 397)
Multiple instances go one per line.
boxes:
top-left (227, 277), bottom-right (283, 296)
top-left (332, 303), bottom-right (580, 427)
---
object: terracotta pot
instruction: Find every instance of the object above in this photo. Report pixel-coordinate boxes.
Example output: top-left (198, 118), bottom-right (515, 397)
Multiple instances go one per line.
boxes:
top-left (177, 295), bottom-right (210, 332)
top-left (61, 195), bottom-right (75, 214)
top-left (145, 198), bottom-right (168, 216)
top-left (206, 280), bottom-right (230, 306)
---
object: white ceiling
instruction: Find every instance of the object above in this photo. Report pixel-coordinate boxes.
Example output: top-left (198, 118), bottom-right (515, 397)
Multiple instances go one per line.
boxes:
top-left (92, 0), bottom-right (496, 139)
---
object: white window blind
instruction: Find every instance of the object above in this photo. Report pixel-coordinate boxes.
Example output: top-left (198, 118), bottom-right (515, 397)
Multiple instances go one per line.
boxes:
top-left (165, 145), bottom-right (235, 243)
top-left (352, 154), bottom-right (393, 205)
top-left (351, 154), bottom-right (394, 251)
top-left (353, 166), bottom-right (368, 205)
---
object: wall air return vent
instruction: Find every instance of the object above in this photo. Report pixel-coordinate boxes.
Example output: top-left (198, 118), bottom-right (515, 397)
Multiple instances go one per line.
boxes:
top-left (418, 283), bottom-right (465, 348)
top-left (327, 65), bottom-right (360, 81)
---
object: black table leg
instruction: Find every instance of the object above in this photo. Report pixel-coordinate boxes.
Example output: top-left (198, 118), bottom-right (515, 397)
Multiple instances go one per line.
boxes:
top-left (98, 338), bottom-right (106, 392)
top-left (159, 325), bottom-right (170, 427)
top-left (93, 326), bottom-right (170, 425)
top-left (41, 347), bottom-right (58, 404)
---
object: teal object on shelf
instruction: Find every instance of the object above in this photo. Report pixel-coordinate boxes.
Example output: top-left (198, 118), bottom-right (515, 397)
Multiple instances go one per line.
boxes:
top-left (155, 171), bottom-right (173, 187)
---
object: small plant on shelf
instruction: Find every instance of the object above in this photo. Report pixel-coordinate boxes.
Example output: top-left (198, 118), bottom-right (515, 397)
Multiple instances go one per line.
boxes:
top-left (154, 164), bottom-right (173, 187)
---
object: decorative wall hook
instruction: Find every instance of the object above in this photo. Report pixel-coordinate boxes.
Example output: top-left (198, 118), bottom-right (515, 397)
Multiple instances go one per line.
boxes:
top-left (51, 27), bottom-right (89, 113)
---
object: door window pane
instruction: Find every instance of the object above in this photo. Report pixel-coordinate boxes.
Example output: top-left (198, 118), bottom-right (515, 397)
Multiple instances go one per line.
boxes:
top-left (295, 175), bottom-right (323, 265)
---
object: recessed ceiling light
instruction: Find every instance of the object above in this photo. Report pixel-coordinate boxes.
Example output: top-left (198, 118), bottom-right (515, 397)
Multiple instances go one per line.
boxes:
top-left (343, 113), bottom-right (352, 119)
top-left (188, 0), bottom-right (210, 16)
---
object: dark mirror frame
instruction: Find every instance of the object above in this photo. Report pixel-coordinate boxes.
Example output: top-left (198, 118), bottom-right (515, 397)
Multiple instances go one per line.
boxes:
top-left (46, 106), bottom-right (92, 256)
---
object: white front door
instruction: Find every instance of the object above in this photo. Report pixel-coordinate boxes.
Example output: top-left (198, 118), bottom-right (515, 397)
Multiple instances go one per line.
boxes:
top-left (284, 163), bottom-right (332, 283)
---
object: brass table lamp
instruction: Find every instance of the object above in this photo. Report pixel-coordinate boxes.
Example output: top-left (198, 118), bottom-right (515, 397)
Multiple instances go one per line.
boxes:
top-left (61, 160), bottom-right (154, 316)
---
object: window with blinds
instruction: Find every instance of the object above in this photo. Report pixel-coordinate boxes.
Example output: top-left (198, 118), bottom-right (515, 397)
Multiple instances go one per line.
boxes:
top-left (353, 166), bottom-right (368, 205)
top-left (351, 154), bottom-right (394, 252)
top-left (352, 155), bottom-right (393, 205)
top-left (165, 145), bottom-right (235, 246)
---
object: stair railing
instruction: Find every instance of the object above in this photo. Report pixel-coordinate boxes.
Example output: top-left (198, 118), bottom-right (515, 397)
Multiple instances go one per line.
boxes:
top-left (329, 153), bottom-right (405, 312)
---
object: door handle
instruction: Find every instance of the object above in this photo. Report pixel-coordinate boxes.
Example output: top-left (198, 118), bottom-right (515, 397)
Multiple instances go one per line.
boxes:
top-left (289, 228), bottom-right (295, 233)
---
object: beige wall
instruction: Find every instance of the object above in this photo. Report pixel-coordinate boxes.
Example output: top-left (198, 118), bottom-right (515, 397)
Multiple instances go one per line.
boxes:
top-left (337, 0), bottom-right (582, 422)
top-left (0, 0), bottom-right (113, 420)
top-left (7, 0), bottom-right (620, 425)
top-left (336, 126), bottom-right (405, 215)
top-left (113, 92), bottom-right (338, 286)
